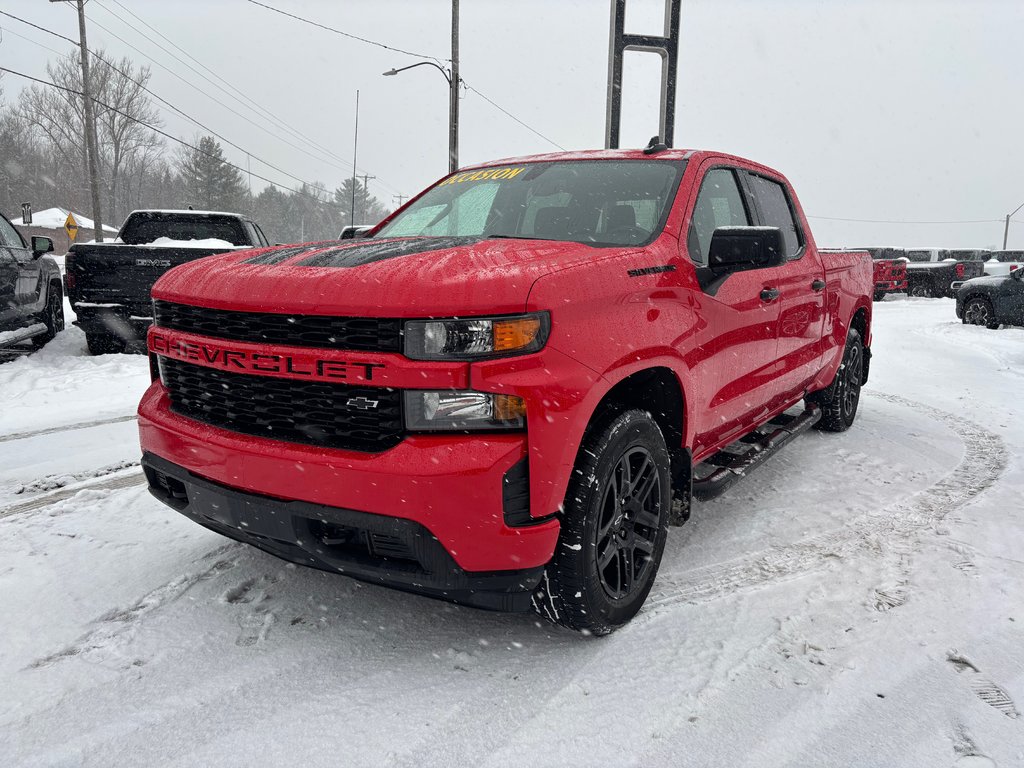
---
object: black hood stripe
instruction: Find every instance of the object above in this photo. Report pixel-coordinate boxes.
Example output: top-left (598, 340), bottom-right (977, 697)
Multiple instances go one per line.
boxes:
top-left (296, 237), bottom-right (484, 268)
top-left (243, 242), bottom-right (335, 266)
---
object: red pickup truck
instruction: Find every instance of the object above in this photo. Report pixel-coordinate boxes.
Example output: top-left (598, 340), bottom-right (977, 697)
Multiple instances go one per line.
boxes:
top-left (139, 148), bottom-right (873, 634)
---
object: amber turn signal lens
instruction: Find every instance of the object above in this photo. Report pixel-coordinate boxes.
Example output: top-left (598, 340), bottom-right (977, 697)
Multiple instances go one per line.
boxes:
top-left (494, 394), bottom-right (527, 422)
top-left (493, 317), bottom-right (542, 352)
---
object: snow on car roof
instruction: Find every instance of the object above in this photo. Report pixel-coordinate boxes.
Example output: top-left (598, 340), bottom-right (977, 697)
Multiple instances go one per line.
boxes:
top-left (126, 209), bottom-right (249, 218)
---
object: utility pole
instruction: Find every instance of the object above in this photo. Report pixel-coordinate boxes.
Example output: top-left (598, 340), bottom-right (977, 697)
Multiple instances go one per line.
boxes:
top-left (52, 0), bottom-right (104, 241)
top-left (1004, 200), bottom-right (1024, 249)
top-left (350, 89), bottom-right (359, 227)
top-left (393, 194), bottom-right (408, 208)
top-left (358, 174), bottom-right (376, 224)
top-left (449, 0), bottom-right (460, 173)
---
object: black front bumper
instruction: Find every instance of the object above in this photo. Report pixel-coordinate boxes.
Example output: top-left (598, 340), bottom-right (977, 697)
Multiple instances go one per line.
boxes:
top-left (142, 453), bottom-right (543, 612)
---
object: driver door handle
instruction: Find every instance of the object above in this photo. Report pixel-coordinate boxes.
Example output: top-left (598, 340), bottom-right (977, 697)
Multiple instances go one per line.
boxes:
top-left (811, 279), bottom-right (826, 291)
top-left (760, 287), bottom-right (780, 302)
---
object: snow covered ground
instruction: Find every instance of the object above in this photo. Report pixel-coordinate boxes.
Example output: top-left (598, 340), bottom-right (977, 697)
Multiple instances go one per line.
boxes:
top-left (2, 297), bottom-right (1022, 767)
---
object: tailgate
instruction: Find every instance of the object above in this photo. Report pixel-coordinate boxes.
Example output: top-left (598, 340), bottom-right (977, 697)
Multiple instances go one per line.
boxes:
top-left (67, 245), bottom-right (236, 316)
top-left (955, 261), bottom-right (985, 281)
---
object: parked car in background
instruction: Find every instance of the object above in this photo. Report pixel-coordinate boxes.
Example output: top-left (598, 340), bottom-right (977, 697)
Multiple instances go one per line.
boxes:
top-left (979, 250), bottom-right (1024, 277)
top-left (903, 247), bottom-right (985, 297)
top-left (139, 147), bottom-right (874, 633)
top-left (0, 211), bottom-right (64, 351)
top-left (66, 210), bottom-right (270, 354)
top-left (338, 225), bottom-right (374, 240)
top-left (861, 247), bottom-right (909, 300)
top-left (955, 269), bottom-right (1024, 328)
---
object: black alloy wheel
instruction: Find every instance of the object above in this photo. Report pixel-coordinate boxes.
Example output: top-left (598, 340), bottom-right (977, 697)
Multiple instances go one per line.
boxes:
top-left (594, 446), bottom-right (662, 600)
top-left (810, 327), bottom-right (863, 433)
top-left (963, 297), bottom-right (998, 329)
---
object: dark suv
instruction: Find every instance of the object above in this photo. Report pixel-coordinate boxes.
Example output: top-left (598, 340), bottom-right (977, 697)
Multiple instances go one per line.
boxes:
top-left (0, 212), bottom-right (64, 351)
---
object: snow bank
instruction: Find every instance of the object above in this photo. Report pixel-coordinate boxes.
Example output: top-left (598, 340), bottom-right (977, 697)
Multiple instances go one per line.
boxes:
top-left (142, 236), bottom-right (239, 249)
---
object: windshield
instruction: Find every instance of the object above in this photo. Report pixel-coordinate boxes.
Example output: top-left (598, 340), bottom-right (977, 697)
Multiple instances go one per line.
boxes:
top-left (375, 160), bottom-right (685, 247)
top-left (120, 213), bottom-right (249, 245)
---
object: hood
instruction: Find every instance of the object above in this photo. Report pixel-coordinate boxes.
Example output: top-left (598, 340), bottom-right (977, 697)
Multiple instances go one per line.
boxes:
top-left (152, 236), bottom-right (606, 316)
top-left (961, 274), bottom-right (1011, 288)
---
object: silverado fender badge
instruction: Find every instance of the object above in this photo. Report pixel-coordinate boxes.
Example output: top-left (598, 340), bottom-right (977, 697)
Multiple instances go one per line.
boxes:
top-left (346, 396), bottom-right (379, 410)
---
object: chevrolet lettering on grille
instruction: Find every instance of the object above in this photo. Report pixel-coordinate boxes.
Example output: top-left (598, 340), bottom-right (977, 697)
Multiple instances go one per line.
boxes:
top-left (150, 330), bottom-right (385, 383)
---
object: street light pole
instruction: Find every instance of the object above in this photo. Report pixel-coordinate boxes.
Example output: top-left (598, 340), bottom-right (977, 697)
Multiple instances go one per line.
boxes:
top-left (449, 0), bottom-right (459, 174)
top-left (382, 1), bottom-right (460, 173)
top-left (1004, 200), bottom-right (1024, 249)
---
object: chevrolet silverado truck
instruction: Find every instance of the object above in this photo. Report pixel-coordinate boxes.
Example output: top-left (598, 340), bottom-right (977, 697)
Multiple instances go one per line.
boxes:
top-left (139, 148), bottom-right (874, 634)
top-left (66, 210), bottom-right (270, 354)
top-left (904, 248), bottom-right (985, 298)
top-left (0, 211), bottom-right (64, 352)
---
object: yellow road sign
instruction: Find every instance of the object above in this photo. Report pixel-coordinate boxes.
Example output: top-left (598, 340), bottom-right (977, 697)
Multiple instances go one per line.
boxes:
top-left (65, 212), bottom-right (78, 241)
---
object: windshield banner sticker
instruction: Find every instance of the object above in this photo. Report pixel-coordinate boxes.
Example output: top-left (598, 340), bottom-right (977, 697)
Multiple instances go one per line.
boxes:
top-left (438, 167), bottom-right (526, 186)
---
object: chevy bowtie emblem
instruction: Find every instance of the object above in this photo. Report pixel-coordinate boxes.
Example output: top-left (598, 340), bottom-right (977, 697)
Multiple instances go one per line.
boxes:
top-left (346, 396), bottom-right (379, 410)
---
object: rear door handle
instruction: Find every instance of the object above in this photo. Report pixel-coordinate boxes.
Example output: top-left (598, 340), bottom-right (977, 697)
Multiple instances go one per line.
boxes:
top-left (760, 287), bottom-right (780, 302)
top-left (811, 279), bottom-right (826, 291)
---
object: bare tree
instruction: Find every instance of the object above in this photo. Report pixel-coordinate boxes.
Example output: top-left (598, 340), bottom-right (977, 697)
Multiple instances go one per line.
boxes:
top-left (15, 49), bottom-right (162, 222)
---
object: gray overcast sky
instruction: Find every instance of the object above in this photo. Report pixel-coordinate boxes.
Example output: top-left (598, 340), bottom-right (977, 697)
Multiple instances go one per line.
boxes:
top-left (2, 0), bottom-right (1023, 248)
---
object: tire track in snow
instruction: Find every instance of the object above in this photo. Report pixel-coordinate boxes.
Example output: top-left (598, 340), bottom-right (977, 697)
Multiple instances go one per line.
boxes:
top-left (0, 470), bottom-right (145, 521)
top-left (0, 414), bottom-right (137, 444)
top-left (643, 393), bottom-right (1007, 617)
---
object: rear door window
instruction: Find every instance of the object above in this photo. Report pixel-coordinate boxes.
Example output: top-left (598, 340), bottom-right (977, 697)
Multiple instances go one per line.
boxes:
top-left (745, 174), bottom-right (802, 259)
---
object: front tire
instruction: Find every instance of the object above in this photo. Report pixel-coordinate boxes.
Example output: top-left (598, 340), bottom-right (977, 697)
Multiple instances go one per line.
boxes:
top-left (534, 410), bottom-right (671, 635)
top-left (808, 328), bottom-right (863, 433)
top-left (963, 297), bottom-right (999, 329)
top-left (31, 285), bottom-right (65, 349)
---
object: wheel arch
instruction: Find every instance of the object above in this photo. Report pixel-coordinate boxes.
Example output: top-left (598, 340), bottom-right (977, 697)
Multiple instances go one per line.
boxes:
top-left (576, 365), bottom-right (691, 507)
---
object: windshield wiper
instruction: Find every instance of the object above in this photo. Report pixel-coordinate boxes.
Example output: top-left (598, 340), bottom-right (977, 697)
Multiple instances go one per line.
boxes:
top-left (484, 234), bottom-right (551, 241)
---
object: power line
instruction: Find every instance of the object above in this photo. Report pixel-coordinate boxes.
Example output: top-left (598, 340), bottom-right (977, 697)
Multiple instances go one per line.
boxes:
top-left (0, 22), bottom-right (71, 58)
top-left (0, 10), bottom-right (77, 46)
top-left (101, 0), bottom-right (389, 191)
top-left (239, 0), bottom-right (566, 156)
top-left (461, 80), bottom-right (567, 151)
top-left (83, 7), bottom-right (354, 180)
top-left (243, 0), bottom-right (445, 63)
top-left (0, 66), bottom-right (335, 207)
top-left (807, 215), bottom-right (1009, 225)
top-left (0, 9), bottom-right (332, 194)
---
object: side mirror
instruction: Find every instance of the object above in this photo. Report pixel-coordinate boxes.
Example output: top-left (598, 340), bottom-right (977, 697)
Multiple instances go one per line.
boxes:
top-left (708, 227), bottom-right (785, 274)
top-left (31, 236), bottom-right (54, 258)
top-left (1012, 268), bottom-right (1023, 281)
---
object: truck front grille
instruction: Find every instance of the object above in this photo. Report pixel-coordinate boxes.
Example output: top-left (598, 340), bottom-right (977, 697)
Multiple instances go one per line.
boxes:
top-left (161, 357), bottom-right (403, 452)
top-left (153, 300), bottom-right (402, 352)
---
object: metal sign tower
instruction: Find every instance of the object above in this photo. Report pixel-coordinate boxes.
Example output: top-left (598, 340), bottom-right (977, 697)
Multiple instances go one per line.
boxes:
top-left (604, 0), bottom-right (682, 149)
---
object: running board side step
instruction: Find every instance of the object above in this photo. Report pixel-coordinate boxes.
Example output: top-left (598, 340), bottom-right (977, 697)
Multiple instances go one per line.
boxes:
top-left (0, 323), bottom-right (47, 350)
top-left (692, 406), bottom-right (822, 502)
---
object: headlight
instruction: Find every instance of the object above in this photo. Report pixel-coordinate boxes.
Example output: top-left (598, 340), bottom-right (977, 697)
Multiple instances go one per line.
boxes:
top-left (403, 312), bottom-right (549, 361)
top-left (404, 391), bottom-right (526, 431)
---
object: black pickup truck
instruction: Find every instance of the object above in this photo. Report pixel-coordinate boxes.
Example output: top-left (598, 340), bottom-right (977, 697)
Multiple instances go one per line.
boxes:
top-left (66, 210), bottom-right (270, 354)
top-left (1, 211), bottom-right (64, 352)
top-left (904, 248), bottom-right (986, 298)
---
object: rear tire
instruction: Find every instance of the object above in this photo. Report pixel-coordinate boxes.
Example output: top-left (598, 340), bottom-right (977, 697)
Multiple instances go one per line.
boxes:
top-left (31, 284), bottom-right (65, 349)
top-left (808, 328), bottom-right (863, 433)
top-left (873, 290), bottom-right (885, 302)
top-left (963, 297), bottom-right (999, 330)
top-left (86, 332), bottom-right (126, 355)
top-left (533, 409), bottom-right (671, 635)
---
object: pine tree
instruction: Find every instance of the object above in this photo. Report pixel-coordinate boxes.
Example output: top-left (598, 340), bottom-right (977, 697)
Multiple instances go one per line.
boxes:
top-left (177, 135), bottom-right (247, 211)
